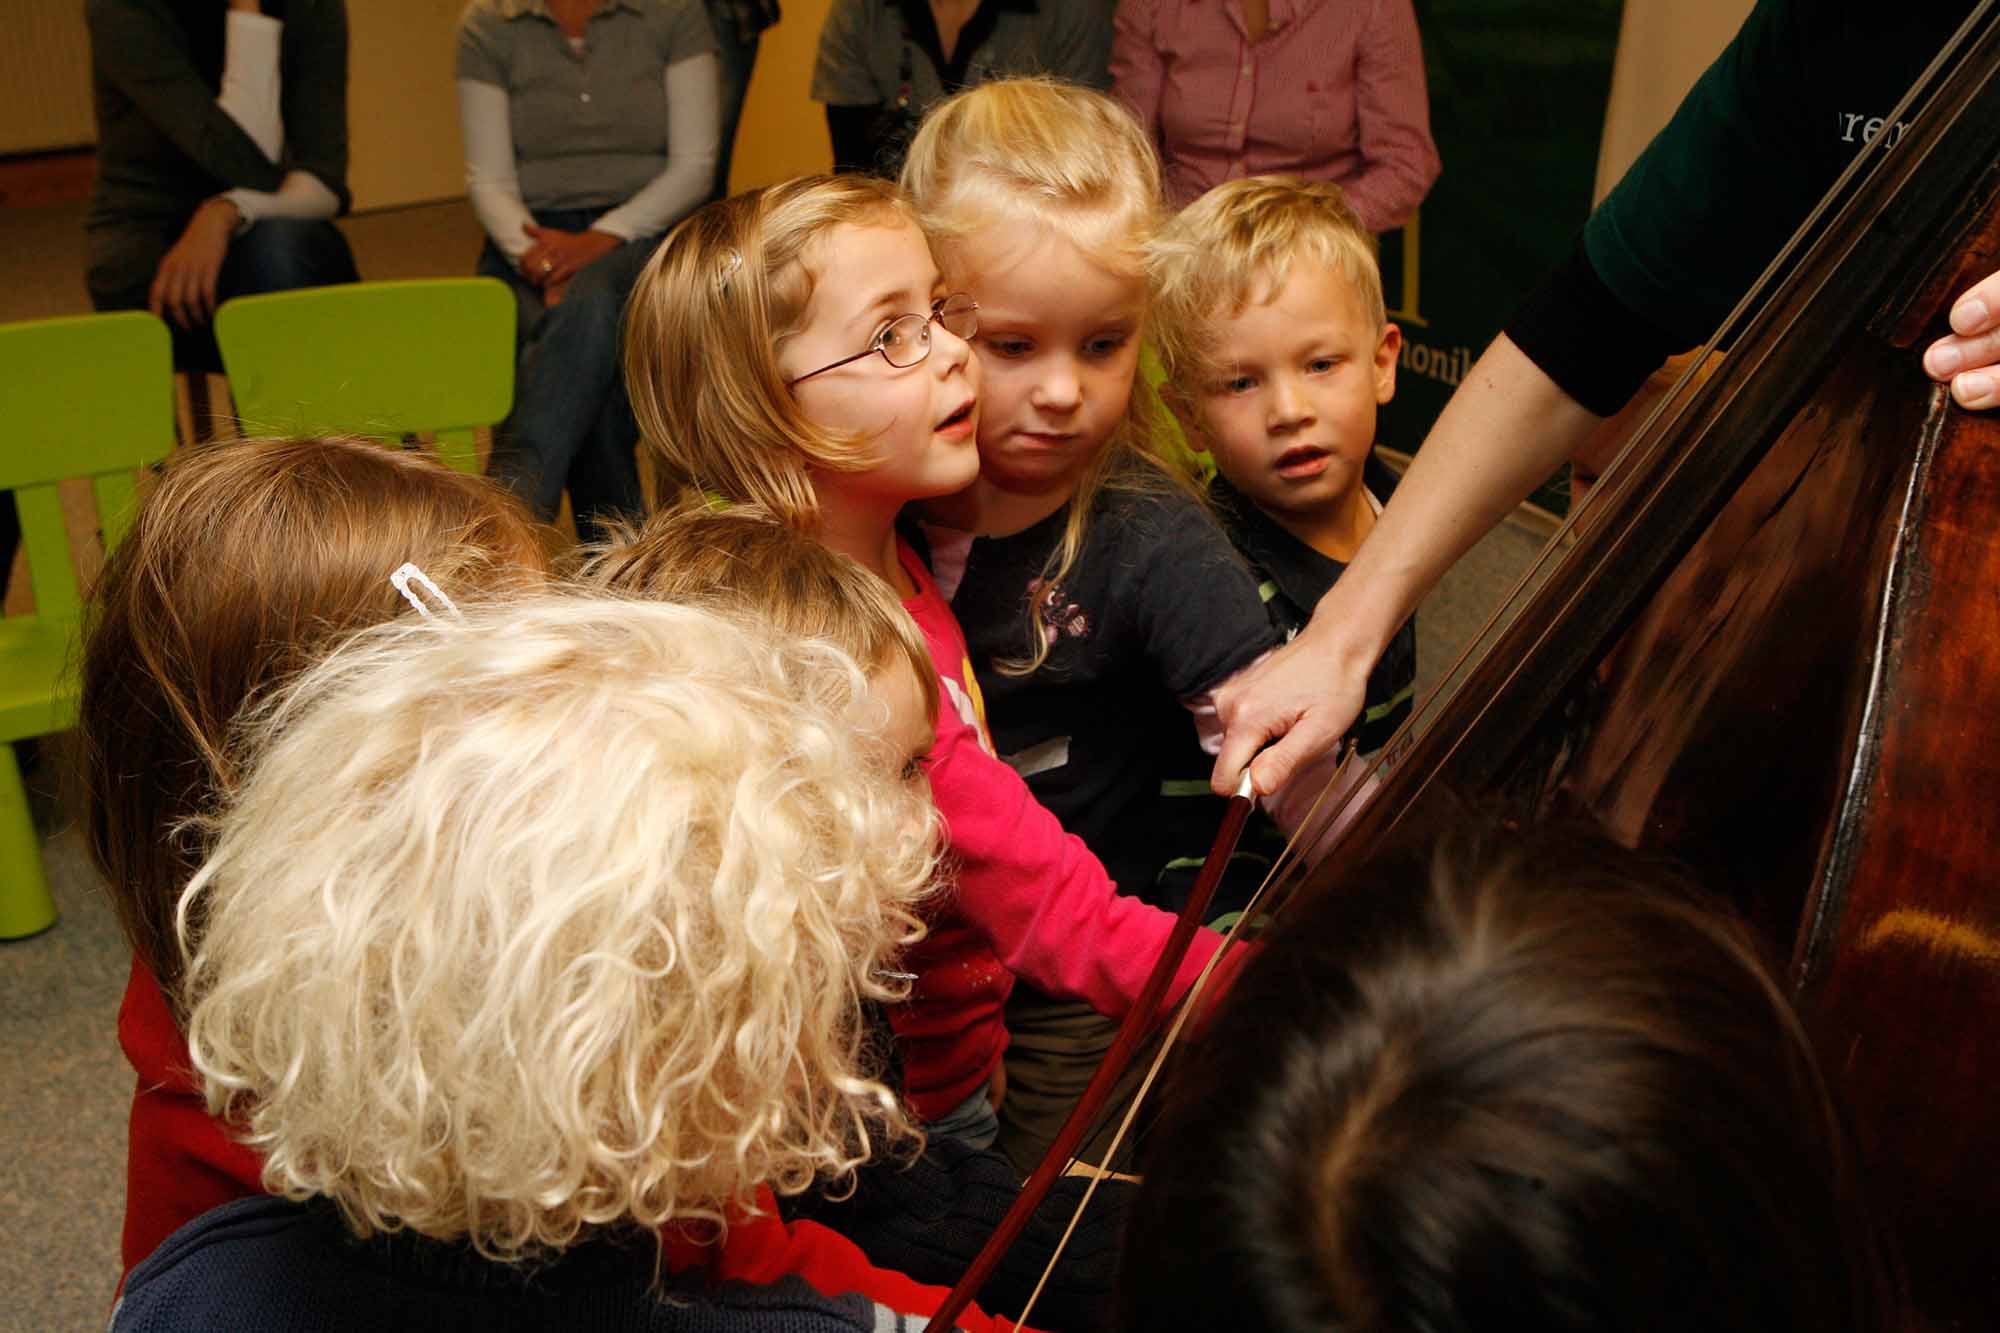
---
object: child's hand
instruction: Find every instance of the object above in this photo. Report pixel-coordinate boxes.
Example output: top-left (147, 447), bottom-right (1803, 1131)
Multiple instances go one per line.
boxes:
top-left (1924, 270), bottom-right (2000, 410)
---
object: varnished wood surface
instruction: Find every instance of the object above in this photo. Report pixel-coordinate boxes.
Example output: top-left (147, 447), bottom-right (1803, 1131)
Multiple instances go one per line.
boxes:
top-left (1284, 12), bottom-right (2000, 1327)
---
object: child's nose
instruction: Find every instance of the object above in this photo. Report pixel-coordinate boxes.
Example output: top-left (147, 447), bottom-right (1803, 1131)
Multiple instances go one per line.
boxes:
top-left (1268, 376), bottom-right (1313, 429)
top-left (932, 320), bottom-right (975, 376)
top-left (1032, 357), bottom-right (1082, 411)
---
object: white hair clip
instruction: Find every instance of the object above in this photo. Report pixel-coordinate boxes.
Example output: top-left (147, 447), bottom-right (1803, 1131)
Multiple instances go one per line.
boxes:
top-left (389, 562), bottom-right (461, 621)
top-left (717, 248), bottom-right (744, 292)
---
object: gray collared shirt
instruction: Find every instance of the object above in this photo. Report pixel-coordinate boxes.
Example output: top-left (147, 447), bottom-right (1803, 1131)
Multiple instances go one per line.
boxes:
top-left (457, 0), bottom-right (716, 213)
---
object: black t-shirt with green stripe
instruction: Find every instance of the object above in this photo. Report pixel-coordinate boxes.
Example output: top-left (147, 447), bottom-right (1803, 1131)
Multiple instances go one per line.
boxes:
top-left (1211, 458), bottom-right (1418, 760)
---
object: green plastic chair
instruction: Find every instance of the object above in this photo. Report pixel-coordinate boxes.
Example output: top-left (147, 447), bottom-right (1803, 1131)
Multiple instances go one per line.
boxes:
top-left (0, 311), bottom-right (176, 939)
top-left (214, 278), bottom-right (517, 474)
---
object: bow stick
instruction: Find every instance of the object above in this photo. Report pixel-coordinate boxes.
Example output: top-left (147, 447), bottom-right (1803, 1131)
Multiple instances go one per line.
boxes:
top-left (922, 735), bottom-right (1374, 1333)
top-left (921, 767), bottom-right (1264, 1333)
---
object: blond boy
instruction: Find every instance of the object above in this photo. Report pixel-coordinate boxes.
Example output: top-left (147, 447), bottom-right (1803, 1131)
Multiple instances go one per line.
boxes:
top-left (1152, 176), bottom-right (1416, 755)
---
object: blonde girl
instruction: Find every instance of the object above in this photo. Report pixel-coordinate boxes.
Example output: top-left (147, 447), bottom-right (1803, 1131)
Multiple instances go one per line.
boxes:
top-left (898, 78), bottom-right (1284, 1168)
top-left (623, 176), bottom-right (1232, 1158)
top-left (78, 436), bottom-right (548, 1283)
top-left (115, 595), bottom-right (1024, 1331)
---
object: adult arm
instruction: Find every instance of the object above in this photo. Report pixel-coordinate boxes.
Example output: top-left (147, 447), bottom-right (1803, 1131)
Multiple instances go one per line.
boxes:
top-left (217, 8), bottom-right (341, 224)
top-left (223, 171), bottom-right (340, 223)
top-left (216, 8), bottom-right (283, 162)
top-left (86, 0), bottom-right (284, 191)
top-left (592, 52), bottom-right (721, 241)
top-left (1212, 335), bottom-right (1602, 794)
top-left (272, 0), bottom-right (352, 211)
top-left (458, 78), bottom-right (537, 265)
top-left (1340, 0), bottom-right (1440, 233)
top-left (1108, 0), bottom-right (1166, 147)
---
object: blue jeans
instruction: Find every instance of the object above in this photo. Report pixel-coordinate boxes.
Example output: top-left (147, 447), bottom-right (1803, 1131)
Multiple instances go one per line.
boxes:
top-left (477, 206), bottom-right (658, 542)
top-left (88, 216), bottom-right (359, 373)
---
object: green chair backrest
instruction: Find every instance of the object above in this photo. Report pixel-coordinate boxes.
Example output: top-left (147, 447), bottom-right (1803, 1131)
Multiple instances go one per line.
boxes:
top-left (0, 311), bottom-right (176, 624)
top-left (214, 278), bottom-right (516, 474)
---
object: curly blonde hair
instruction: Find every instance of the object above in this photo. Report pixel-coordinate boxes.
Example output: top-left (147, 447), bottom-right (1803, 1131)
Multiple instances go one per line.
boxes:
top-left (178, 593), bottom-right (939, 1260)
top-left (623, 176), bottom-right (920, 531)
top-left (899, 77), bottom-right (1200, 675)
top-left (1149, 176), bottom-right (1385, 388)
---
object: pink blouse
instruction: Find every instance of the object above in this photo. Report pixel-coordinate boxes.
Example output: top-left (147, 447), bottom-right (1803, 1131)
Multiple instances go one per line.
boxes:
top-left (1112, 0), bottom-right (1440, 230)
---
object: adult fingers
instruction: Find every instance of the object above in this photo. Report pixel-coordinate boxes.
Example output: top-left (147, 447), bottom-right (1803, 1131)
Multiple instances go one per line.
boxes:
top-left (1950, 366), bottom-right (2000, 410)
top-left (197, 255), bottom-right (222, 323)
top-left (1949, 271), bottom-right (2000, 336)
top-left (160, 261), bottom-right (195, 329)
top-left (1211, 707), bottom-right (1280, 797)
top-left (1923, 325), bottom-right (2000, 380)
top-left (1247, 707), bottom-right (1351, 801)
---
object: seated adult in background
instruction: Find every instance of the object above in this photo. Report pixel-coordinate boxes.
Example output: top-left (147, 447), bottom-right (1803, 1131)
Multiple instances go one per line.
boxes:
top-left (111, 594), bottom-right (1025, 1332)
top-left (811, 0), bottom-right (1115, 177)
top-left (1209, 0), bottom-right (2000, 797)
top-left (458, 0), bottom-right (718, 540)
top-left (1120, 820), bottom-right (1891, 1333)
top-left (1111, 0), bottom-right (1439, 229)
top-left (85, 0), bottom-right (358, 371)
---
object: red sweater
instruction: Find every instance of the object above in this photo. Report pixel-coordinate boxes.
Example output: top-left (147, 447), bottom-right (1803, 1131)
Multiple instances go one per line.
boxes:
top-left (114, 958), bottom-right (1025, 1330)
top-left (894, 542), bottom-right (1224, 1119)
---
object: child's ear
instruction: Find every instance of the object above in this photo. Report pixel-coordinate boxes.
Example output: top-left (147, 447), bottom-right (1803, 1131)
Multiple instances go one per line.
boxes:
top-left (1373, 321), bottom-right (1402, 405)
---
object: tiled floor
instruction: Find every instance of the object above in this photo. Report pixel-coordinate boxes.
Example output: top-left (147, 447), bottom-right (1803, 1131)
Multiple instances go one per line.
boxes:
top-left (0, 196), bottom-right (1553, 1331)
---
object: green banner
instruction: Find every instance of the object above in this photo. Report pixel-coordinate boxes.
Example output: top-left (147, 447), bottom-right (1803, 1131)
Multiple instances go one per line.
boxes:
top-left (1377, 0), bottom-right (1624, 514)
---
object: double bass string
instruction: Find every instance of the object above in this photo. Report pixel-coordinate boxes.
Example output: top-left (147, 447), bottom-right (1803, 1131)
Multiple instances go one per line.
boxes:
top-left (1008, 746), bottom-right (1369, 1331)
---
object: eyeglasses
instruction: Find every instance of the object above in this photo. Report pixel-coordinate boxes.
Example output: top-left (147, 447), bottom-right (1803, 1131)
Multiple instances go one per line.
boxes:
top-left (787, 294), bottom-right (979, 386)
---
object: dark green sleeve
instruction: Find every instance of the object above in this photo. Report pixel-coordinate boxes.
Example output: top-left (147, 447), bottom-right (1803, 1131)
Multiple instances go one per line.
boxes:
top-left (86, 0), bottom-right (285, 192)
top-left (277, 0), bottom-right (352, 213)
top-left (1582, 0), bottom-right (1822, 347)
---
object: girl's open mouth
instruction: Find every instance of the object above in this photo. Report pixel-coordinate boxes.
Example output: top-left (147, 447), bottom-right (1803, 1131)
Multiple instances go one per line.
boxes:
top-left (936, 399), bottom-right (976, 433)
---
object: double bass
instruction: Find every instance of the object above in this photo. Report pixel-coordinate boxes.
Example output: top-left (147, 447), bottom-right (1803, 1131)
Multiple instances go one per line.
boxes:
top-left (937, 4), bottom-right (2000, 1328)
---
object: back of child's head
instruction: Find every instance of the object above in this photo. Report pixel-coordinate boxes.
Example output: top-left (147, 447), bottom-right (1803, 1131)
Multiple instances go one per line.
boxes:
top-left (79, 436), bottom-right (546, 1000)
top-left (899, 76), bottom-right (1161, 281)
top-left (623, 175), bottom-right (920, 530)
top-left (178, 592), bottom-right (939, 1261)
top-left (1149, 176), bottom-right (1386, 389)
top-left (1120, 819), bottom-right (1888, 1333)
top-left (578, 501), bottom-right (936, 730)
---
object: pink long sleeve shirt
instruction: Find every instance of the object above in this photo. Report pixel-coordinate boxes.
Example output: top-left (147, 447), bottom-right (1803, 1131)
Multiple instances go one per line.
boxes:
top-left (1112, 0), bottom-right (1441, 228)
top-left (894, 540), bottom-right (1225, 1121)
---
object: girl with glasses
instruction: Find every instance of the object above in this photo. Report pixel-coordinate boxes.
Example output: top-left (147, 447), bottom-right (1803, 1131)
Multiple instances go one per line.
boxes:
top-left (623, 175), bottom-right (1238, 1168)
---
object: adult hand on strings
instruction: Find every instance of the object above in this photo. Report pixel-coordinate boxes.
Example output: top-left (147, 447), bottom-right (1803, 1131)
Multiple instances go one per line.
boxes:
top-left (519, 224), bottom-right (620, 290)
top-left (1924, 270), bottom-right (2000, 409)
top-left (1210, 624), bottom-right (1370, 799)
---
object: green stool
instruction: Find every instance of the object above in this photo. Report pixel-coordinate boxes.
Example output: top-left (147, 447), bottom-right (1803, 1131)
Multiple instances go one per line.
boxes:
top-left (214, 278), bottom-right (517, 473)
top-left (0, 311), bottom-right (175, 939)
